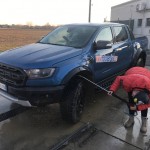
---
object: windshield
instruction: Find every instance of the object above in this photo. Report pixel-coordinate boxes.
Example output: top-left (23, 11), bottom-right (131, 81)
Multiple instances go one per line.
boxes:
top-left (39, 25), bottom-right (98, 48)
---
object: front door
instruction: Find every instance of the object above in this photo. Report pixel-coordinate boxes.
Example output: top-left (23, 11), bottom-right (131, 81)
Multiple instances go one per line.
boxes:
top-left (93, 26), bottom-right (119, 82)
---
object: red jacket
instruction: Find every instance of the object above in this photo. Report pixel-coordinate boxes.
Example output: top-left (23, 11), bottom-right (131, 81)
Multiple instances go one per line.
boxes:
top-left (125, 67), bottom-right (150, 79)
top-left (109, 74), bottom-right (150, 93)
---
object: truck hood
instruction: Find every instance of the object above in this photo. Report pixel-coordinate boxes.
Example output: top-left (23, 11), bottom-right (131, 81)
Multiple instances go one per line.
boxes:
top-left (0, 43), bottom-right (82, 69)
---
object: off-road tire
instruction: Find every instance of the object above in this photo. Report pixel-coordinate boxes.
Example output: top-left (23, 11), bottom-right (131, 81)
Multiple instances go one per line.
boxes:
top-left (135, 57), bottom-right (145, 67)
top-left (60, 79), bottom-right (85, 123)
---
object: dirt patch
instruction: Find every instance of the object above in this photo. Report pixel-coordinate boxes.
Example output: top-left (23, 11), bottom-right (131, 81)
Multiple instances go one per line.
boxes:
top-left (0, 29), bottom-right (50, 51)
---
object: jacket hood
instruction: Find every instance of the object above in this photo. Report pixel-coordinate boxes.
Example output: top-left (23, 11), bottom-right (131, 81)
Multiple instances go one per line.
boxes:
top-left (0, 43), bottom-right (82, 69)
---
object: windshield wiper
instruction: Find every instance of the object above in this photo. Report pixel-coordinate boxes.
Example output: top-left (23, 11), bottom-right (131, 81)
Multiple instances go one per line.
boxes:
top-left (38, 41), bottom-right (80, 48)
top-left (47, 43), bottom-right (63, 46)
top-left (37, 41), bottom-right (48, 44)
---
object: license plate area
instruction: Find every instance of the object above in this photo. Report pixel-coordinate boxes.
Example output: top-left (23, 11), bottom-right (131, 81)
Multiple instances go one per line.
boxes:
top-left (0, 82), bottom-right (7, 91)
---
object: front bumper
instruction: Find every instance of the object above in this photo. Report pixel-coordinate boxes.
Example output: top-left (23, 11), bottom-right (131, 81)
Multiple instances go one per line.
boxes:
top-left (0, 90), bottom-right (32, 107)
top-left (0, 85), bottom-right (65, 106)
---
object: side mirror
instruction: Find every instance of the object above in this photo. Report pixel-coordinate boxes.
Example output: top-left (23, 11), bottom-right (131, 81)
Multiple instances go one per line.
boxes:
top-left (95, 40), bottom-right (112, 50)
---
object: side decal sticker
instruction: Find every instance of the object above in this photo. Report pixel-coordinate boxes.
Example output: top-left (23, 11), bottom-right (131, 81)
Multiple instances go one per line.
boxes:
top-left (96, 55), bottom-right (118, 63)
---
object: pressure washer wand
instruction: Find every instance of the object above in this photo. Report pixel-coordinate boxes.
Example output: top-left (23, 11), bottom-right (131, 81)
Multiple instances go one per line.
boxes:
top-left (78, 75), bottom-right (128, 104)
top-left (79, 75), bottom-right (108, 93)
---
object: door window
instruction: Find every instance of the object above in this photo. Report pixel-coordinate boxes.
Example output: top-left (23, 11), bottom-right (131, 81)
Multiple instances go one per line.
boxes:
top-left (95, 27), bottom-right (113, 43)
top-left (114, 26), bottom-right (128, 43)
top-left (127, 26), bottom-right (135, 40)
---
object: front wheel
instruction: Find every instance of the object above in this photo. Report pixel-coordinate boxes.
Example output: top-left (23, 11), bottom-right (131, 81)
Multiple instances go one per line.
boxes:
top-left (60, 79), bottom-right (85, 123)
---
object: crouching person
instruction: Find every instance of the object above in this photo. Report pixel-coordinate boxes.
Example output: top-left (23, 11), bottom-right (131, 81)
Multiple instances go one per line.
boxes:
top-left (108, 73), bottom-right (150, 133)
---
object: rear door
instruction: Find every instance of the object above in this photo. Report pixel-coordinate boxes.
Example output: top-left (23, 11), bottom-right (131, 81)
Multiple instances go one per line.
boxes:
top-left (112, 25), bottom-right (134, 71)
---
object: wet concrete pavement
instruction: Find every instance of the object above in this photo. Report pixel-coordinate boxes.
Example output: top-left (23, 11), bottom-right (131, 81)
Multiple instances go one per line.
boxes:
top-left (0, 99), bottom-right (85, 150)
top-left (1, 89), bottom-right (148, 150)
top-left (64, 88), bottom-right (150, 150)
top-left (0, 54), bottom-right (149, 150)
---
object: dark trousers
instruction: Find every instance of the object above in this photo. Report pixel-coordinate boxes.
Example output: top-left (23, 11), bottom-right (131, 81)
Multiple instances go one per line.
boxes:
top-left (128, 92), bottom-right (148, 117)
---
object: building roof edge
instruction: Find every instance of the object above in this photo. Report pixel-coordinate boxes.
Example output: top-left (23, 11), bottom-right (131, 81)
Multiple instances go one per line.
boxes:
top-left (111, 0), bottom-right (141, 8)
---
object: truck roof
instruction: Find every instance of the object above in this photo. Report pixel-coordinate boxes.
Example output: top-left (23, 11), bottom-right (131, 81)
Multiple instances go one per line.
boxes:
top-left (64, 22), bottom-right (126, 27)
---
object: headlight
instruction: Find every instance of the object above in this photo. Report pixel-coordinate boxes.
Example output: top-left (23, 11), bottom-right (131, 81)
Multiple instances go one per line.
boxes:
top-left (24, 68), bottom-right (55, 79)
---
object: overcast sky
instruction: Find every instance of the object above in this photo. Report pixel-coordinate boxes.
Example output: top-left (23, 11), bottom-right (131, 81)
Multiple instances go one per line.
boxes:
top-left (0, 0), bottom-right (129, 25)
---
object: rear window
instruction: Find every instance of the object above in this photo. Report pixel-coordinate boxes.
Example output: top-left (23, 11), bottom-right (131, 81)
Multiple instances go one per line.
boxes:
top-left (127, 26), bottom-right (135, 40)
top-left (113, 26), bottom-right (128, 43)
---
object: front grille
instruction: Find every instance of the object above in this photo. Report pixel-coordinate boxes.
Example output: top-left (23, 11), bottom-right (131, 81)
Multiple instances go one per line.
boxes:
top-left (0, 63), bottom-right (26, 86)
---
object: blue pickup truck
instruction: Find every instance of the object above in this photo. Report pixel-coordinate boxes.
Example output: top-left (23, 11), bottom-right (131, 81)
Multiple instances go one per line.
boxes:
top-left (0, 23), bottom-right (148, 123)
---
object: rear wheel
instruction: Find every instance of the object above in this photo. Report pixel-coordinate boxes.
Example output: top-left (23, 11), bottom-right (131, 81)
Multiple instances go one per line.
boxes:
top-left (135, 57), bottom-right (145, 67)
top-left (60, 79), bottom-right (85, 123)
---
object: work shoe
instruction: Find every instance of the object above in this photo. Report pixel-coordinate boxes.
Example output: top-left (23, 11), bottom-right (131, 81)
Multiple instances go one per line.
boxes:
top-left (140, 117), bottom-right (148, 133)
top-left (124, 116), bottom-right (134, 128)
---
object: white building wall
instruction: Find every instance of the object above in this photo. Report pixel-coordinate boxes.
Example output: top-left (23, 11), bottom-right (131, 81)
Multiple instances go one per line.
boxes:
top-left (111, 0), bottom-right (150, 49)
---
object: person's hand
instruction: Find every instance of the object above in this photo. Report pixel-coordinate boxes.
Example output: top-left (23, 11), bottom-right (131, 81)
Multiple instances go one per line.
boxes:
top-left (130, 105), bottom-right (137, 110)
top-left (108, 91), bottom-right (113, 96)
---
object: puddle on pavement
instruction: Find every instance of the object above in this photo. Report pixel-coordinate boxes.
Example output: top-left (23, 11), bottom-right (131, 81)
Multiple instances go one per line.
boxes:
top-left (0, 104), bottom-right (84, 150)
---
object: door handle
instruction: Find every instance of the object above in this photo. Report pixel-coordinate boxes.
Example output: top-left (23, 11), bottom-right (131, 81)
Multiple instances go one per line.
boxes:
top-left (115, 45), bottom-right (128, 51)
